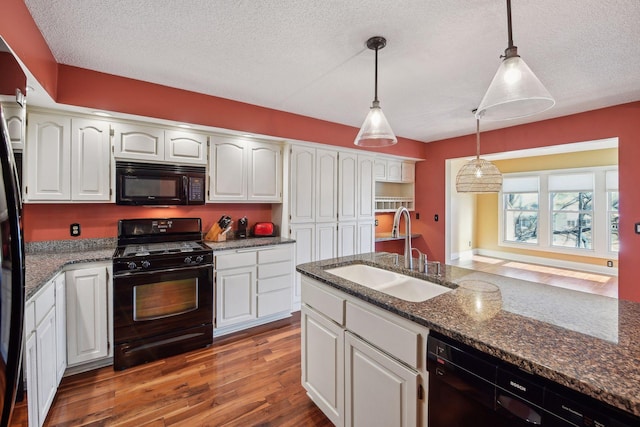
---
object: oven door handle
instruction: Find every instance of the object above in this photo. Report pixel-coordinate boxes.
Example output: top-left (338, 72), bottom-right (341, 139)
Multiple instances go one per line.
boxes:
top-left (114, 264), bottom-right (212, 278)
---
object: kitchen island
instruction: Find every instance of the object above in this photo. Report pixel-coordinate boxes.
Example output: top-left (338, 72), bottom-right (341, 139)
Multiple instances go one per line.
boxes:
top-left (296, 252), bottom-right (640, 419)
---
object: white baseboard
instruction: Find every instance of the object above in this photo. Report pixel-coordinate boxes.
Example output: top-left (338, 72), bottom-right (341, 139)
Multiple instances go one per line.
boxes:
top-left (475, 249), bottom-right (618, 276)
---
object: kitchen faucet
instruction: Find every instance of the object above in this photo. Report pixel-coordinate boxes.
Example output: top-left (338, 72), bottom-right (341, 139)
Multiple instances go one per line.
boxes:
top-left (392, 206), bottom-right (413, 270)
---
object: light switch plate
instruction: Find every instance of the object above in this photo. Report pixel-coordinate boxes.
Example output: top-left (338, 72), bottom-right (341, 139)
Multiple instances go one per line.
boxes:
top-left (636, 222), bottom-right (640, 234)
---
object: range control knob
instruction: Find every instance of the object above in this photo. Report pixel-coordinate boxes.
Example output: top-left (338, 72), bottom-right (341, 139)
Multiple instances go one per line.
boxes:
top-left (184, 256), bottom-right (193, 264)
top-left (127, 262), bottom-right (137, 270)
top-left (195, 255), bottom-right (204, 263)
top-left (141, 260), bottom-right (151, 269)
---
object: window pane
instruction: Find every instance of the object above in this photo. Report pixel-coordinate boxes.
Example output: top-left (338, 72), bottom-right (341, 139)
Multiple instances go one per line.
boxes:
top-left (610, 212), bottom-right (619, 252)
top-left (505, 193), bottom-right (538, 210)
top-left (505, 211), bottom-right (538, 243)
top-left (552, 212), bottom-right (592, 249)
top-left (552, 192), bottom-right (593, 211)
top-left (609, 191), bottom-right (619, 211)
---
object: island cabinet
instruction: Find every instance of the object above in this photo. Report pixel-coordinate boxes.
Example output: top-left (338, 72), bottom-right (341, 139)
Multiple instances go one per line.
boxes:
top-left (214, 243), bottom-right (294, 336)
top-left (301, 276), bottom-right (428, 427)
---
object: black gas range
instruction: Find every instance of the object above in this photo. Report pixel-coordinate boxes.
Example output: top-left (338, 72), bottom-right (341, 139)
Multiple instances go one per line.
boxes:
top-left (112, 218), bottom-right (213, 370)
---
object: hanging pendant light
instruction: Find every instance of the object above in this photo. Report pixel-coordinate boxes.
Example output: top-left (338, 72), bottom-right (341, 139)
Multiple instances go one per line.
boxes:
top-left (354, 36), bottom-right (397, 147)
top-left (476, 0), bottom-right (554, 121)
top-left (456, 118), bottom-right (502, 193)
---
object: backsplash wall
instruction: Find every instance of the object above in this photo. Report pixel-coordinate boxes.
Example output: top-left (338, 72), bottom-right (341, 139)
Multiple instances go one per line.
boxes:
top-left (22, 203), bottom-right (273, 242)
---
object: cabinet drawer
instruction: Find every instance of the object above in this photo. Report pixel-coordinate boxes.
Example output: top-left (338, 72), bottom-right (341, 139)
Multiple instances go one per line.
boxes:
top-left (24, 301), bottom-right (35, 335)
top-left (257, 261), bottom-right (290, 279)
top-left (35, 283), bottom-right (55, 326)
top-left (257, 246), bottom-right (291, 264)
top-left (215, 251), bottom-right (256, 270)
top-left (301, 278), bottom-right (344, 326)
top-left (346, 301), bottom-right (418, 368)
top-left (258, 275), bottom-right (291, 293)
top-left (257, 288), bottom-right (291, 317)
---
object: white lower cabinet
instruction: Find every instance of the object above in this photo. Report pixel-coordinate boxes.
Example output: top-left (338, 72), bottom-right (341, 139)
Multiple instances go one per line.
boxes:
top-left (345, 332), bottom-right (418, 427)
top-left (54, 274), bottom-right (66, 383)
top-left (301, 276), bottom-right (427, 427)
top-left (24, 272), bottom-right (66, 427)
top-left (214, 244), bottom-right (294, 336)
top-left (66, 265), bottom-right (110, 366)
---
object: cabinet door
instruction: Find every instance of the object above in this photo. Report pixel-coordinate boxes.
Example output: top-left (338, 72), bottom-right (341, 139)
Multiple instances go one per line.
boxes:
top-left (290, 145), bottom-right (315, 223)
top-left (338, 222), bottom-right (357, 257)
top-left (401, 162), bottom-right (415, 183)
top-left (54, 274), bottom-right (66, 384)
top-left (25, 113), bottom-right (71, 201)
top-left (374, 159), bottom-right (387, 181)
top-left (165, 130), bottom-right (207, 165)
top-left (112, 123), bottom-right (164, 161)
top-left (316, 222), bottom-right (337, 262)
top-left (316, 149), bottom-right (338, 223)
top-left (344, 332), bottom-right (418, 427)
top-left (248, 141), bottom-right (282, 202)
top-left (215, 265), bottom-right (256, 328)
top-left (209, 136), bottom-right (247, 201)
top-left (387, 160), bottom-right (402, 182)
top-left (357, 155), bottom-right (375, 220)
top-left (301, 306), bottom-right (344, 427)
top-left (36, 308), bottom-right (58, 425)
top-left (338, 152), bottom-right (358, 222)
top-left (25, 332), bottom-right (39, 427)
top-left (289, 224), bottom-right (315, 306)
top-left (66, 267), bottom-right (109, 366)
top-left (71, 118), bottom-right (111, 201)
top-left (2, 103), bottom-right (25, 151)
top-left (357, 221), bottom-right (375, 254)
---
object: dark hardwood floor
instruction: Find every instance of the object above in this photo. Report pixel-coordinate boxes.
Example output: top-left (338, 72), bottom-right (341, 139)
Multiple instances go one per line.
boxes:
top-left (11, 313), bottom-right (333, 427)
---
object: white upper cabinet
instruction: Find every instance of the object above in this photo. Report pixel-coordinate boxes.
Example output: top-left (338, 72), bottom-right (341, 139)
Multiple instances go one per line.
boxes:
top-left (316, 149), bottom-right (338, 223)
top-left (165, 130), bottom-right (207, 165)
top-left (71, 118), bottom-right (111, 201)
top-left (25, 113), bottom-right (112, 202)
top-left (2, 103), bottom-right (26, 151)
top-left (387, 160), bottom-right (402, 182)
top-left (290, 145), bottom-right (316, 223)
top-left (248, 140), bottom-right (282, 201)
top-left (358, 155), bottom-right (375, 220)
top-left (209, 135), bottom-right (282, 202)
top-left (338, 152), bottom-right (358, 222)
top-left (25, 113), bottom-right (71, 201)
top-left (112, 123), bottom-right (164, 162)
top-left (209, 136), bottom-right (247, 201)
top-left (374, 159), bottom-right (387, 181)
top-left (401, 161), bottom-right (415, 183)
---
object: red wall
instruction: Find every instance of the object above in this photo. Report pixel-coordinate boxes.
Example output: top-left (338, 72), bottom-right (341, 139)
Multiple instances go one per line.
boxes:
top-left (0, 52), bottom-right (26, 96)
top-left (22, 203), bottom-right (274, 242)
top-left (412, 102), bottom-right (640, 302)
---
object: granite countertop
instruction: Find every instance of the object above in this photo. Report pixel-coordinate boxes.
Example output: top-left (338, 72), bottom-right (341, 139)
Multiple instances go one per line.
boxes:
top-left (204, 236), bottom-right (295, 251)
top-left (296, 252), bottom-right (640, 417)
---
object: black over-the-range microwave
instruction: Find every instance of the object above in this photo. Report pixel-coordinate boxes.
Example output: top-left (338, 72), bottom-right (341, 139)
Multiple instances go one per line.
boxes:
top-left (115, 161), bottom-right (206, 206)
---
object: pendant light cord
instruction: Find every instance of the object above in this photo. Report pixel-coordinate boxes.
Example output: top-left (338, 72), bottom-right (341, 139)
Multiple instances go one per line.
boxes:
top-left (373, 45), bottom-right (379, 103)
top-left (476, 119), bottom-right (481, 160)
top-left (506, 0), bottom-right (513, 48)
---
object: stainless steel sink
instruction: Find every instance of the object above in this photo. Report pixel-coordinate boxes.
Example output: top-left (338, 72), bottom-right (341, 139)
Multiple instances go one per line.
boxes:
top-left (326, 264), bottom-right (451, 302)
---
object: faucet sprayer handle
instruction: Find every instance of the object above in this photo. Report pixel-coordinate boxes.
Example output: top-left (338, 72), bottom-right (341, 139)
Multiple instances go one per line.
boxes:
top-left (411, 248), bottom-right (426, 273)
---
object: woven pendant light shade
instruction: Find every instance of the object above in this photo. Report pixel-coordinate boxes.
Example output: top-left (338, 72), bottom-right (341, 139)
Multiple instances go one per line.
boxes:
top-left (456, 119), bottom-right (503, 193)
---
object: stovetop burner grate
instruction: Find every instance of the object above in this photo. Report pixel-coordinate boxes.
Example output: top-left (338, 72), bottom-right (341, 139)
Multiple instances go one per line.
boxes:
top-left (121, 241), bottom-right (204, 257)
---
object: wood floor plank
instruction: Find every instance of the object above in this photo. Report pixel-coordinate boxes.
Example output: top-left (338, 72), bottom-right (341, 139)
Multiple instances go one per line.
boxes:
top-left (11, 313), bottom-right (333, 427)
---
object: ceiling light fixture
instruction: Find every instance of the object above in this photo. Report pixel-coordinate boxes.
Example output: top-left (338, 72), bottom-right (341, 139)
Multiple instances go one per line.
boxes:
top-left (456, 117), bottom-right (502, 193)
top-left (475, 0), bottom-right (554, 121)
top-left (354, 36), bottom-right (397, 147)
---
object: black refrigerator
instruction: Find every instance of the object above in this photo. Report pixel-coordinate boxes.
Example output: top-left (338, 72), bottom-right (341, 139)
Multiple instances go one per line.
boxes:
top-left (0, 107), bottom-right (25, 426)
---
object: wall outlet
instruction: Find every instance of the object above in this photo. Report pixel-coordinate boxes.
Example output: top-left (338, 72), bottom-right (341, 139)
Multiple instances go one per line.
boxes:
top-left (415, 212), bottom-right (420, 220)
top-left (375, 219), bottom-right (379, 226)
top-left (70, 223), bottom-right (81, 237)
top-left (607, 260), bottom-right (614, 267)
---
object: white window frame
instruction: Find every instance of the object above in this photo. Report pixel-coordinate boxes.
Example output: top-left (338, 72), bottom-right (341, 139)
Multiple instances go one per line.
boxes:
top-left (498, 166), bottom-right (618, 259)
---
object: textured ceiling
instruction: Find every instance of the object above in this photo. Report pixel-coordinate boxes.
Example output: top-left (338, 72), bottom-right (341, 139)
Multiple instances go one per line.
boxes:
top-left (22, 0), bottom-right (640, 143)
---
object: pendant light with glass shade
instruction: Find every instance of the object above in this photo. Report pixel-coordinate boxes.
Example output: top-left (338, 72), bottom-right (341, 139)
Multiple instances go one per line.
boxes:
top-left (475, 0), bottom-right (554, 121)
top-left (354, 36), bottom-right (397, 147)
top-left (456, 117), bottom-right (503, 193)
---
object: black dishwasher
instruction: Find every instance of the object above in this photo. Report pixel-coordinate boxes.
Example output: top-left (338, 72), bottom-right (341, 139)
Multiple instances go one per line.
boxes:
top-left (427, 333), bottom-right (640, 427)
